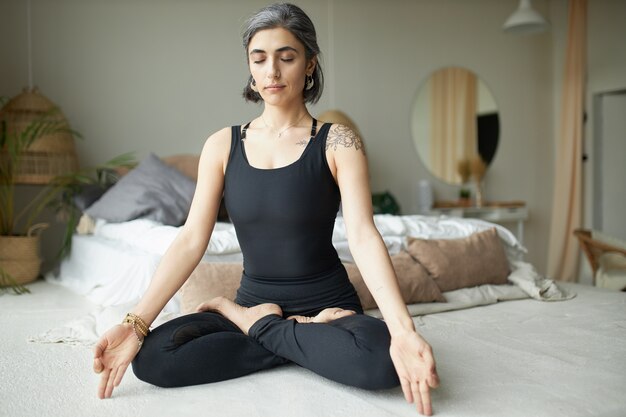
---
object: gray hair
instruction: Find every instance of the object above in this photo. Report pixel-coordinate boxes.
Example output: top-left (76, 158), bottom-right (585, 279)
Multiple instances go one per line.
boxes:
top-left (242, 3), bottom-right (324, 104)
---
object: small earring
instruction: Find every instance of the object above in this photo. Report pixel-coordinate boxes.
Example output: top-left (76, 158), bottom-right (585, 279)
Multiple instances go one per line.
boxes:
top-left (305, 75), bottom-right (314, 91)
top-left (251, 79), bottom-right (258, 92)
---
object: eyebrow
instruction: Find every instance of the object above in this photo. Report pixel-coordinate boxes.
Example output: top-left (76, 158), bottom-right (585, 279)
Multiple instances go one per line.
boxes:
top-left (249, 46), bottom-right (299, 55)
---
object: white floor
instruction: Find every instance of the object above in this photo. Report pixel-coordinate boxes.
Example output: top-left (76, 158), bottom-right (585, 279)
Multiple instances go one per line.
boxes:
top-left (0, 280), bottom-right (143, 417)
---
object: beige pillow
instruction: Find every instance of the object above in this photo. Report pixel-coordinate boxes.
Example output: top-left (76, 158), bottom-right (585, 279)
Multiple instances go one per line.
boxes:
top-left (179, 251), bottom-right (446, 314)
top-left (179, 262), bottom-right (243, 314)
top-left (406, 228), bottom-right (510, 292)
top-left (343, 250), bottom-right (446, 310)
top-left (162, 154), bottom-right (200, 180)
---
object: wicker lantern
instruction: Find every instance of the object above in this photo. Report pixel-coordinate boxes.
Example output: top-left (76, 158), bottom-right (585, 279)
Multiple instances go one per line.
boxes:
top-left (0, 87), bottom-right (79, 184)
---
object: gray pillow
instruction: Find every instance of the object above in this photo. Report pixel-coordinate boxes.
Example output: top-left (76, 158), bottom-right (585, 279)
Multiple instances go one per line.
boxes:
top-left (86, 153), bottom-right (196, 226)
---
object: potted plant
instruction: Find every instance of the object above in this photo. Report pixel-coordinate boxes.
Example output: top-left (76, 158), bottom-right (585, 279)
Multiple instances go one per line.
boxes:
top-left (0, 95), bottom-right (135, 294)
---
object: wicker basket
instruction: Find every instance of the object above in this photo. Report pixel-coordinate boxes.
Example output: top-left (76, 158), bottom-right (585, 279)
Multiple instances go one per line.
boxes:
top-left (0, 224), bottom-right (48, 286)
top-left (0, 87), bottom-right (79, 184)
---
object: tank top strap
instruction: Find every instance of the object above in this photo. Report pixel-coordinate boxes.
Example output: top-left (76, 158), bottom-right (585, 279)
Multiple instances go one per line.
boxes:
top-left (313, 121), bottom-right (332, 149)
top-left (241, 121), bottom-right (252, 140)
top-left (310, 118), bottom-right (318, 140)
top-left (229, 125), bottom-right (243, 164)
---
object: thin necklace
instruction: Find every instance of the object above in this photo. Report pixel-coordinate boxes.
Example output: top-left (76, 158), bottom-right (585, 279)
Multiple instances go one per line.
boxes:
top-left (261, 112), bottom-right (308, 139)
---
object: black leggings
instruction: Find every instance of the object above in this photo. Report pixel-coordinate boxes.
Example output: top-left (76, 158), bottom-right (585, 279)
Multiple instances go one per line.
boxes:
top-left (131, 311), bottom-right (400, 391)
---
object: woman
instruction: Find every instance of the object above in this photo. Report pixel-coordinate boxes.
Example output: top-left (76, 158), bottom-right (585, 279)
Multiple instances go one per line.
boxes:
top-left (93, 3), bottom-right (439, 416)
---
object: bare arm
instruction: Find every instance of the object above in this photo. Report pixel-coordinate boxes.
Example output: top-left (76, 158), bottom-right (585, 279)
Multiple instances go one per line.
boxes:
top-left (93, 128), bottom-right (232, 399)
top-left (131, 127), bottom-right (232, 327)
top-left (328, 124), bottom-right (438, 416)
top-left (328, 124), bottom-right (414, 336)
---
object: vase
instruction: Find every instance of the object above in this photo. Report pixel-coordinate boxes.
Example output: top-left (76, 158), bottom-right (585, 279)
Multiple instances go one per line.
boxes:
top-left (475, 180), bottom-right (484, 208)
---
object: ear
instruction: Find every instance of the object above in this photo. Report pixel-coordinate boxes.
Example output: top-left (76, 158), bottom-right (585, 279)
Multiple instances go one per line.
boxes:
top-left (306, 55), bottom-right (317, 75)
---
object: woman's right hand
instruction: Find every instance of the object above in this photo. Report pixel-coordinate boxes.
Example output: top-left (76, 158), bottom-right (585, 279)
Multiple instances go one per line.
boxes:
top-left (93, 323), bottom-right (143, 399)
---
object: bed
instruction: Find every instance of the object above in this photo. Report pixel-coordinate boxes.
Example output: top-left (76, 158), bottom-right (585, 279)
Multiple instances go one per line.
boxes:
top-left (24, 154), bottom-right (626, 417)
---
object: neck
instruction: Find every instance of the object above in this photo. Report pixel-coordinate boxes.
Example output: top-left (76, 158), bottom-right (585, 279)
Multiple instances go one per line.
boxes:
top-left (261, 102), bottom-right (310, 130)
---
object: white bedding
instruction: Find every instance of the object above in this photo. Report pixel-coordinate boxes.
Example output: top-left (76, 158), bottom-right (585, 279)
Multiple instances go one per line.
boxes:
top-left (91, 214), bottom-right (526, 261)
top-left (47, 214), bottom-right (530, 309)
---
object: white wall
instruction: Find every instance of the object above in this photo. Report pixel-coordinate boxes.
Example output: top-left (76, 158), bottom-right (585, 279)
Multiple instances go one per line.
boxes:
top-left (1, 0), bottom-right (622, 276)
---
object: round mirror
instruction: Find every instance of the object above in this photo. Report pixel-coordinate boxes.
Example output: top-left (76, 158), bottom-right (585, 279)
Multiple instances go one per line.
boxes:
top-left (410, 67), bottom-right (499, 185)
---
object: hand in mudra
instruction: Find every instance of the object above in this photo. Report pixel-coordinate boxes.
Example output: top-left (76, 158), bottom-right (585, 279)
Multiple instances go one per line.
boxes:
top-left (287, 307), bottom-right (356, 324)
top-left (93, 323), bottom-right (142, 399)
top-left (389, 331), bottom-right (439, 416)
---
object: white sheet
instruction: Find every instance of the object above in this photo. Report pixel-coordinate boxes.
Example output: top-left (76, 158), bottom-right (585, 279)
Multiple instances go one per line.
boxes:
top-left (46, 234), bottom-right (243, 310)
top-left (91, 214), bottom-right (526, 263)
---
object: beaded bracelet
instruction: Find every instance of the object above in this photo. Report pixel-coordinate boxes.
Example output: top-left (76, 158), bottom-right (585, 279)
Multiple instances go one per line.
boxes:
top-left (122, 313), bottom-right (150, 351)
top-left (122, 313), bottom-right (150, 337)
top-left (128, 325), bottom-right (144, 351)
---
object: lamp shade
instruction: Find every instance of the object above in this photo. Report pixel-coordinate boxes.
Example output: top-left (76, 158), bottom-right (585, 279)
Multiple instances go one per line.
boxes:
top-left (0, 87), bottom-right (79, 184)
top-left (503, 0), bottom-right (550, 34)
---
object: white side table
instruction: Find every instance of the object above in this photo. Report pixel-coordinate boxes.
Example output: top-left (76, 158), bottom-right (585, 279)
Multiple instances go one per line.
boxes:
top-left (421, 202), bottom-right (529, 244)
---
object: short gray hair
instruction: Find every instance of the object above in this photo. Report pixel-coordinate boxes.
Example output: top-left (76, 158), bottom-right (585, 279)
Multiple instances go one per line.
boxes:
top-left (242, 3), bottom-right (324, 104)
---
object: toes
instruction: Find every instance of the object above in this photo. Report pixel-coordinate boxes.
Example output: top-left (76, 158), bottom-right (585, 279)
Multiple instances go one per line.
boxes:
top-left (287, 315), bottom-right (311, 323)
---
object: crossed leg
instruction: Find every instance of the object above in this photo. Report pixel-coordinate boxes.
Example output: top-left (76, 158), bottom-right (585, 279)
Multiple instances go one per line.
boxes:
top-left (131, 303), bottom-right (355, 388)
top-left (133, 298), bottom-right (400, 390)
top-left (131, 311), bottom-right (289, 388)
top-left (199, 297), bottom-right (400, 390)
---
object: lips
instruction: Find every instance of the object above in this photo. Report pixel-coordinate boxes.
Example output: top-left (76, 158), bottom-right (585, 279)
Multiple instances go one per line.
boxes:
top-left (265, 84), bottom-right (285, 90)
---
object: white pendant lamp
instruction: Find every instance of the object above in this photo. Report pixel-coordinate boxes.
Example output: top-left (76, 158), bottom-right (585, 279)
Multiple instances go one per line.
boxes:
top-left (503, 0), bottom-right (550, 34)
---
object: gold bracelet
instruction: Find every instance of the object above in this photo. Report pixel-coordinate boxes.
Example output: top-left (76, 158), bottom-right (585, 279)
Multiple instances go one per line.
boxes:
top-left (122, 313), bottom-right (150, 337)
top-left (129, 325), bottom-right (144, 352)
top-left (126, 313), bottom-right (149, 335)
top-left (127, 312), bottom-right (150, 331)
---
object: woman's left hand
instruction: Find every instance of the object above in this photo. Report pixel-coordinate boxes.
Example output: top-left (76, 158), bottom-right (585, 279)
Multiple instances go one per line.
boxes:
top-left (389, 330), bottom-right (439, 416)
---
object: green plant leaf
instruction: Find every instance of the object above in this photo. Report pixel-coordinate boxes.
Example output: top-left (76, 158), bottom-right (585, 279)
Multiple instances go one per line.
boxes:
top-left (0, 268), bottom-right (32, 295)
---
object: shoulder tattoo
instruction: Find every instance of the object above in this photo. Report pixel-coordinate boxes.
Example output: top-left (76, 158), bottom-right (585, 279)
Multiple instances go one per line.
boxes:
top-left (326, 124), bottom-right (366, 155)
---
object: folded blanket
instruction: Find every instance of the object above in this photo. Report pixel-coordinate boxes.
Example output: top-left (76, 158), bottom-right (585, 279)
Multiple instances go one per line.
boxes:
top-left (507, 260), bottom-right (576, 301)
top-left (28, 302), bottom-right (178, 347)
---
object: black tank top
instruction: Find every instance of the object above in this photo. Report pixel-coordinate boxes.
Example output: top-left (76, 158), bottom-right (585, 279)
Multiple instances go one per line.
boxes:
top-left (223, 121), bottom-right (362, 316)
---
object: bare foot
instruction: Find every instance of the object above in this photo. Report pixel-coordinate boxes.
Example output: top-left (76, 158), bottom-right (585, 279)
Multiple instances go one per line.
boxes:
top-left (287, 307), bottom-right (356, 324)
top-left (196, 296), bottom-right (282, 335)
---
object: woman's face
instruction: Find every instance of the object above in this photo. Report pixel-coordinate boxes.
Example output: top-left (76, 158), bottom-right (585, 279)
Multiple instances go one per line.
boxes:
top-left (248, 27), bottom-right (316, 106)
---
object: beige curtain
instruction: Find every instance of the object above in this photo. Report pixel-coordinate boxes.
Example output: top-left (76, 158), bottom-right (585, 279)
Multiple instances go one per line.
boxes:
top-left (547, 0), bottom-right (587, 282)
top-left (430, 67), bottom-right (478, 183)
